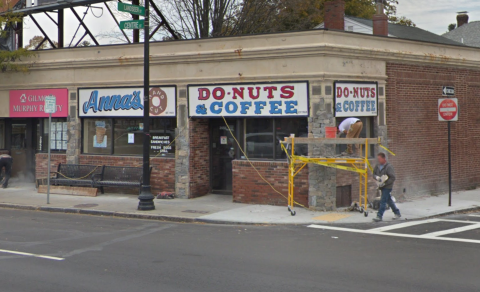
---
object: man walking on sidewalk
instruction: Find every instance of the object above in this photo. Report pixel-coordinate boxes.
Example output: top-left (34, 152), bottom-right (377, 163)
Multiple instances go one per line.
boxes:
top-left (338, 117), bottom-right (363, 155)
top-left (372, 152), bottom-right (401, 222)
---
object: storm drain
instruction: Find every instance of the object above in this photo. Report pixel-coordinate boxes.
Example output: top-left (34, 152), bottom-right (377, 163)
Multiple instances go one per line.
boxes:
top-left (73, 204), bottom-right (99, 208)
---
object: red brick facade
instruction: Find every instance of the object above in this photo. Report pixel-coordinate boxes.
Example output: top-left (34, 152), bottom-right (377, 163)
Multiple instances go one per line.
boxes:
top-left (189, 119), bottom-right (210, 198)
top-left (35, 153), bottom-right (67, 178)
top-left (386, 62), bottom-right (480, 198)
top-left (324, 0), bottom-right (345, 31)
top-left (35, 154), bottom-right (174, 194)
top-left (232, 160), bottom-right (309, 206)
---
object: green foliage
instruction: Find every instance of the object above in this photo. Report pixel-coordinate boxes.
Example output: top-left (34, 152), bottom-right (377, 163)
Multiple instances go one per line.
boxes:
top-left (0, 10), bottom-right (35, 72)
top-left (448, 23), bottom-right (456, 32)
top-left (0, 48), bottom-right (35, 72)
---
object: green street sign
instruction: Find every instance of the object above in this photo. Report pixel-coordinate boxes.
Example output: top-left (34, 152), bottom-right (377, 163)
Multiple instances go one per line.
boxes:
top-left (118, 2), bottom-right (145, 16)
top-left (120, 19), bottom-right (145, 30)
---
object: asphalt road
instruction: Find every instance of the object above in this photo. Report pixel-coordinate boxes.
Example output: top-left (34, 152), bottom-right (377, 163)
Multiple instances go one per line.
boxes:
top-left (1, 209), bottom-right (480, 292)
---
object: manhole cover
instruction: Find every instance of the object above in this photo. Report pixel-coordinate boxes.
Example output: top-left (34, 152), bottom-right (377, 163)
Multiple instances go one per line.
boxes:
top-left (182, 210), bottom-right (209, 214)
top-left (73, 204), bottom-right (99, 208)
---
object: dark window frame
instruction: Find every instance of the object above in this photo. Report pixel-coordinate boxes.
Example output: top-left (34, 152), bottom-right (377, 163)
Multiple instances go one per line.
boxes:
top-left (81, 117), bottom-right (176, 157)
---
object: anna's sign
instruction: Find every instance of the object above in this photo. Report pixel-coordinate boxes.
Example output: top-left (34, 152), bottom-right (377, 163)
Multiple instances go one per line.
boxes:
top-left (79, 86), bottom-right (176, 117)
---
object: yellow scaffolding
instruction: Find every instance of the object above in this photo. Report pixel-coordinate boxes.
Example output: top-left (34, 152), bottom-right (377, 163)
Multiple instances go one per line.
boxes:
top-left (281, 137), bottom-right (386, 216)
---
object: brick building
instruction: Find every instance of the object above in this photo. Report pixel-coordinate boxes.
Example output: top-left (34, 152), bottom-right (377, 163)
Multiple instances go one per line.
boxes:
top-left (0, 1), bottom-right (479, 210)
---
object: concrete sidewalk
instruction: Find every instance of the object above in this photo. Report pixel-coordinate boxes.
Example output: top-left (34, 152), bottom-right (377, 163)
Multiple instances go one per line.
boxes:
top-left (0, 181), bottom-right (479, 225)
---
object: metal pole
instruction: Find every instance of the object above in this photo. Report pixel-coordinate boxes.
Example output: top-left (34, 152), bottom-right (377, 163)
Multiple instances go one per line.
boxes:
top-left (47, 113), bottom-right (51, 204)
top-left (138, 0), bottom-right (155, 211)
top-left (448, 121), bottom-right (452, 207)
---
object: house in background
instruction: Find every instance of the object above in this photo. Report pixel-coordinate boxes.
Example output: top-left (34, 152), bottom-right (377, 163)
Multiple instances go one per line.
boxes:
top-left (316, 16), bottom-right (462, 46)
top-left (443, 12), bottom-right (480, 47)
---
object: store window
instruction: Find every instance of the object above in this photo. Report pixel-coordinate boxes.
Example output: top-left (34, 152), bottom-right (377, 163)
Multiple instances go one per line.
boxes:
top-left (83, 119), bottom-right (112, 155)
top-left (243, 118), bottom-right (308, 160)
top-left (83, 118), bottom-right (176, 156)
top-left (37, 118), bottom-right (68, 152)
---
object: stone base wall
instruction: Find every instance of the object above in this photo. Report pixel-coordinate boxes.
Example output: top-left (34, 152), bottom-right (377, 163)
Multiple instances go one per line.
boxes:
top-left (232, 160), bottom-right (309, 206)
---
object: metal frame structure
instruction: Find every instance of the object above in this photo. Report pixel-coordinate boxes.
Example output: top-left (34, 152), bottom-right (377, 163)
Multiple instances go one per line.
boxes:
top-left (2, 0), bottom-right (178, 50)
top-left (281, 137), bottom-right (389, 216)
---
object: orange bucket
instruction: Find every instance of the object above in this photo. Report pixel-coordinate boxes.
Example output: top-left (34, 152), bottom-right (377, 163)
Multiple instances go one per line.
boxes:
top-left (325, 127), bottom-right (337, 138)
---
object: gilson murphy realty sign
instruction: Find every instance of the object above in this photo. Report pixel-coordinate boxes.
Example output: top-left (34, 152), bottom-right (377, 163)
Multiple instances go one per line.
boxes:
top-left (79, 86), bottom-right (176, 117)
top-left (188, 82), bottom-right (309, 117)
top-left (10, 89), bottom-right (69, 118)
top-left (334, 81), bottom-right (378, 117)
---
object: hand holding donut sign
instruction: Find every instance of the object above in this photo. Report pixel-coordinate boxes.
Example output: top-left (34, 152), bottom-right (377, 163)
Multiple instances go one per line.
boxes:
top-left (149, 87), bottom-right (167, 116)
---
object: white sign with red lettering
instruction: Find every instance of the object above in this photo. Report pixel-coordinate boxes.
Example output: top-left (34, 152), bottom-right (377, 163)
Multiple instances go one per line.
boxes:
top-left (334, 81), bottom-right (378, 117)
top-left (438, 98), bottom-right (458, 121)
top-left (187, 82), bottom-right (309, 117)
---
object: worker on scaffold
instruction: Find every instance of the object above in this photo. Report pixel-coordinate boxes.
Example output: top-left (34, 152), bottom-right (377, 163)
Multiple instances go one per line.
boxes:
top-left (372, 152), bottom-right (401, 222)
top-left (337, 117), bottom-right (363, 156)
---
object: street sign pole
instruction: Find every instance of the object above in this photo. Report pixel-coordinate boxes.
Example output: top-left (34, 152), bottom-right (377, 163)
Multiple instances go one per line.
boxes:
top-left (438, 97), bottom-right (457, 207)
top-left (138, 0), bottom-right (155, 211)
top-left (448, 121), bottom-right (452, 207)
top-left (47, 112), bottom-right (52, 204)
top-left (44, 95), bottom-right (56, 205)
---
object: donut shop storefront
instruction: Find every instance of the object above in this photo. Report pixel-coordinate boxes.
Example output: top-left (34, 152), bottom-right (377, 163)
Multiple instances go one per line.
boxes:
top-left (187, 81), bottom-right (310, 204)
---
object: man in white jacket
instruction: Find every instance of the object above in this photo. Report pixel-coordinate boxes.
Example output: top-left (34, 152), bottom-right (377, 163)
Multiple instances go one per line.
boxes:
top-left (338, 117), bottom-right (363, 155)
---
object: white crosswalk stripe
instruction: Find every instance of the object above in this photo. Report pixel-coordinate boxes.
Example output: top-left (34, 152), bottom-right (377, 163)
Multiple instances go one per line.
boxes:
top-left (308, 216), bottom-right (480, 245)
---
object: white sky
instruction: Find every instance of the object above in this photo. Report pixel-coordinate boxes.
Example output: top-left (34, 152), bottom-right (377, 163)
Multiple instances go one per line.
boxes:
top-left (396, 0), bottom-right (480, 34)
top-left (22, 0), bottom-right (480, 47)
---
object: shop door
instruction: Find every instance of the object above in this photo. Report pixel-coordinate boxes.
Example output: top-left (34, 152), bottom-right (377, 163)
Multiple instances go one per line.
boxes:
top-left (11, 120), bottom-right (35, 181)
top-left (210, 119), bottom-right (236, 193)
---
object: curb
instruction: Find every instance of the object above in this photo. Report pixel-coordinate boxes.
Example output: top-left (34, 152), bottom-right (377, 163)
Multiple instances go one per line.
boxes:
top-left (1, 203), bottom-right (479, 225)
top-left (0, 203), bottom-right (279, 226)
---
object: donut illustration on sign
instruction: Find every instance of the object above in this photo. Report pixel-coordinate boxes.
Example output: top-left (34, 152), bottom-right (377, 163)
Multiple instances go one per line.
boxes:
top-left (149, 87), bottom-right (167, 116)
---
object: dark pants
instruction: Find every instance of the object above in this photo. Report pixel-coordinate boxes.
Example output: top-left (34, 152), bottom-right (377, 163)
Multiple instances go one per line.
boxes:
top-left (377, 188), bottom-right (400, 219)
top-left (0, 158), bottom-right (13, 188)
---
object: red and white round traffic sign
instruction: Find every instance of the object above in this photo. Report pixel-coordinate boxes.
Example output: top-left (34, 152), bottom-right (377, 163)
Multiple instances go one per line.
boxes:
top-left (438, 98), bottom-right (458, 121)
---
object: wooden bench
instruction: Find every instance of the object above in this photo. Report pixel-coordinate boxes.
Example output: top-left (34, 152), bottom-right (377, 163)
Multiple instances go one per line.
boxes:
top-left (92, 166), bottom-right (152, 194)
top-left (51, 164), bottom-right (104, 188)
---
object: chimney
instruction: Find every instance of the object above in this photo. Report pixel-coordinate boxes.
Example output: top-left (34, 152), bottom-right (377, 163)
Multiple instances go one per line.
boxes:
top-left (457, 11), bottom-right (469, 28)
top-left (373, 0), bottom-right (388, 36)
top-left (324, 0), bottom-right (345, 31)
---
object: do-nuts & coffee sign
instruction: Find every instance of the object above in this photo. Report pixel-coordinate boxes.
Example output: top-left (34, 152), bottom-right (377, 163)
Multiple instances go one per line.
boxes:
top-left (334, 81), bottom-right (378, 117)
top-left (188, 82), bottom-right (309, 117)
top-left (78, 86), bottom-right (176, 117)
top-left (10, 89), bottom-right (69, 118)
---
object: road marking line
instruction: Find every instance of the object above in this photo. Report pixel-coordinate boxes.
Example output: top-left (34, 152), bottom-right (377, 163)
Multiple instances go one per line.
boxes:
top-left (0, 249), bottom-right (64, 261)
top-left (420, 224), bottom-right (480, 238)
top-left (307, 224), bottom-right (480, 245)
top-left (468, 215), bottom-right (480, 218)
top-left (433, 219), bottom-right (478, 224)
top-left (368, 219), bottom-right (441, 232)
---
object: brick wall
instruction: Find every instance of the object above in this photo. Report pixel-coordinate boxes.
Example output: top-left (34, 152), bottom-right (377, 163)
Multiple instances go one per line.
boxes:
top-left (232, 160), bottom-right (308, 206)
top-left (79, 155), bottom-right (175, 194)
top-left (386, 63), bottom-right (480, 198)
top-left (36, 153), bottom-right (67, 178)
top-left (189, 119), bottom-right (210, 198)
